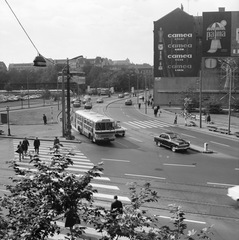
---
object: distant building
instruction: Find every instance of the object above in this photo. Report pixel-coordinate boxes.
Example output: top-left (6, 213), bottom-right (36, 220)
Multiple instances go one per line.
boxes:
top-left (0, 62), bottom-right (7, 72)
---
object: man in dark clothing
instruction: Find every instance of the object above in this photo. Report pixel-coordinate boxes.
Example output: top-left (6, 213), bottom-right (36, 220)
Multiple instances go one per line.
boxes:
top-left (111, 195), bottom-right (123, 218)
top-left (43, 114), bottom-right (47, 124)
top-left (22, 137), bottom-right (29, 156)
top-left (34, 137), bottom-right (40, 154)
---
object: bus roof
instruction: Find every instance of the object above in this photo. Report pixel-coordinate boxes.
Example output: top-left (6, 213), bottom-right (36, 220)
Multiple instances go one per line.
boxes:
top-left (75, 110), bottom-right (114, 123)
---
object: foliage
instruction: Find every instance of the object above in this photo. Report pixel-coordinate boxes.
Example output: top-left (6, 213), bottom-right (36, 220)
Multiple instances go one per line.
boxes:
top-left (231, 98), bottom-right (239, 112)
top-left (180, 87), bottom-right (199, 112)
top-left (90, 182), bottom-right (214, 240)
top-left (205, 101), bottom-right (223, 114)
top-left (0, 149), bottom-right (103, 240)
top-left (0, 149), bottom-right (214, 240)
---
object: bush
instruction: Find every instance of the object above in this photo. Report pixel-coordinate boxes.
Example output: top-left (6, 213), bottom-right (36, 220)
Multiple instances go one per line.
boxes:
top-left (231, 99), bottom-right (239, 112)
top-left (205, 102), bottom-right (223, 114)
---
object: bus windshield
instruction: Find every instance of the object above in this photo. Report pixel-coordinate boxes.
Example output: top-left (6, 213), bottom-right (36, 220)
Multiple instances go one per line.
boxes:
top-left (95, 122), bottom-right (114, 130)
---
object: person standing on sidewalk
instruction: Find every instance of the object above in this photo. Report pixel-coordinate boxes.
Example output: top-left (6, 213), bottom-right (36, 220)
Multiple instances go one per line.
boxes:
top-left (43, 114), bottom-right (47, 125)
top-left (174, 113), bottom-right (178, 124)
top-left (34, 137), bottom-right (40, 154)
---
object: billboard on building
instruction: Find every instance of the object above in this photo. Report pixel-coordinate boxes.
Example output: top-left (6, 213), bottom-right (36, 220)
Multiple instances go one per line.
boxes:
top-left (202, 12), bottom-right (231, 57)
top-left (231, 12), bottom-right (239, 56)
top-left (154, 9), bottom-right (198, 78)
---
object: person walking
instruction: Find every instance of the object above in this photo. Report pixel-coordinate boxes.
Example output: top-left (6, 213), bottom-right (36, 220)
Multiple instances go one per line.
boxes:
top-left (174, 113), bottom-right (178, 124)
top-left (43, 114), bottom-right (47, 125)
top-left (154, 106), bottom-right (158, 117)
top-left (111, 195), bottom-right (123, 219)
top-left (206, 114), bottom-right (211, 124)
top-left (16, 141), bottom-right (24, 161)
top-left (138, 102), bottom-right (141, 109)
top-left (22, 137), bottom-right (29, 156)
top-left (34, 137), bottom-right (40, 154)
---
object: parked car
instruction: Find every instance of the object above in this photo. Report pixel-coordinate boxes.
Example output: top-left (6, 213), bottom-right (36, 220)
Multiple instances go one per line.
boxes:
top-left (96, 97), bottom-right (104, 103)
top-left (82, 95), bottom-right (91, 104)
top-left (125, 99), bottom-right (132, 106)
top-left (84, 102), bottom-right (93, 109)
top-left (73, 100), bottom-right (81, 108)
top-left (124, 92), bottom-right (130, 97)
top-left (118, 94), bottom-right (124, 98)
top-left (154, 132), bottom-right (190, 152)
top-left (114, 121), bottom-right (126, 137)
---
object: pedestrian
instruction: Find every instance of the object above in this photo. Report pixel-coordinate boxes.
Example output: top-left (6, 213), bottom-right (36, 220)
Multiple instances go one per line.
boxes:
top-left (34, 137), bottom-right (40, 154)
top-left (174, 113), bottom-right (178, 124)
top-left (154, 106), bottom-right (158, 117)
top-left (206, 114), bottom-right (211, 124)
top-left (16, 141), bottom-right (24, 161)
top-left (111, 195), bottom-right (123, 219)
top-left (43, 114), bottom-right (47, 125)
top-left (53, 136), bottom-right (63, 149)
top-left (22, 137), bottom-right (29, 156)
top-left (138, 103), bottom-right (141, 109)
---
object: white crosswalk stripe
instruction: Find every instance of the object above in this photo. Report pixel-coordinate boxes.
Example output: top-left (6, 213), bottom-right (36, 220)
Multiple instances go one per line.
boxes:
top-left (124, 120), bottom-right (171, 129)
top-left (13, 139), bottom-right (131, 239)
top-left (12, 139), bottom-right (130, 201)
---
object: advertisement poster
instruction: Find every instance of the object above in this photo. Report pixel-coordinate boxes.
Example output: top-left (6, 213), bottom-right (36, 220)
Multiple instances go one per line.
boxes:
top-left (202, 12), bottom-right (231, 57)
top-left (154, 9), bottom-right (198, 77)
top-left (231, 12), bottom-right (239, 56)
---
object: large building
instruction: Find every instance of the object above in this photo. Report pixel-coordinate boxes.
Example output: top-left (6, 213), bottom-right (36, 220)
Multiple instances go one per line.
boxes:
top-left (153, 7), bottom-right (239, 107)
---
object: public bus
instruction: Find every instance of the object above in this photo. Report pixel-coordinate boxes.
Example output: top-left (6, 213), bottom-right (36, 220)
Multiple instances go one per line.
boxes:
top-left (73, 110), bottom-right (116, 143)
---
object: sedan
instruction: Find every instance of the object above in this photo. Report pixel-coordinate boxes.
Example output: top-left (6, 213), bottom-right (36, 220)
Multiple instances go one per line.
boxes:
top-left (154, 132), bottom-right (190, 152)
top-left (125, 99), bottom-right (132, 106)
top-left (73, 100), bottom-right (81, 108)
top-left (96, 97), bottom-right (104, 103)
top-left (84, 102), bottom-right (93, 109)
top-left (118, 94), bottom-right (124, 98)
top-left (114, 121), bottom-right (126, 137)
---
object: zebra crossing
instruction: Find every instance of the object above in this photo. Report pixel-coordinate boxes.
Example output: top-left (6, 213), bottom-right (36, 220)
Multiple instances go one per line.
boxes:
top-left (13, 139), bottom-right (131, 239)
top-left (13, 139), bottom-right (130, 203)
top-left (123, 119), bottom-right (172, 129)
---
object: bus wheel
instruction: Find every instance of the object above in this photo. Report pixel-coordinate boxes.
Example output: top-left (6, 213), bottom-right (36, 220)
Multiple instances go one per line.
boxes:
top-left (78, 127), bottom-right (82, 134)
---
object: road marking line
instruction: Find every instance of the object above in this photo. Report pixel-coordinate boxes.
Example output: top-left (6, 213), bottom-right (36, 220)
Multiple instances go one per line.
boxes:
top-left (209, 141), bottom-right (230, 147)
top-left (181, 133), bottom-right (196, 138)
top-left (163, 163), bottom-right (196, 167)
top-left (124, 122), bottom-right (140, 128)
top-left (156, 215), bottom-right (206, 224)
top-left (101, 158), bottom-right (130, 162)
top-left (125, 173), bottom-right (166, 180)
top-left (91, 183), bottom-right (119, 190)
top-left (128, 137), bottom-right (143, 142)
top-left (93, 193), bottom-right (131, 202)
top-left (207, 182), bottom-right (236, 187)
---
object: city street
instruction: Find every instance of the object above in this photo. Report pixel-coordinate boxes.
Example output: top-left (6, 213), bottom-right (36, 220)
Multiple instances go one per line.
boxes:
top-left (0, 96), bottom-right (238, 240)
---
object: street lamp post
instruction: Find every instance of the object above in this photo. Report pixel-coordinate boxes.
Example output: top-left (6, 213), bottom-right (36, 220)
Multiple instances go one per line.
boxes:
top-left (6, 106), bottom-right (11, 136)
top-left (66, 58), bottom-right (73, 139)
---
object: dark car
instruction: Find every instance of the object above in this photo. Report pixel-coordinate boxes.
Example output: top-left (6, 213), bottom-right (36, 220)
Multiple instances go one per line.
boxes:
top-left (73, 100), bottom-right (81, 108)
top-left (125, 99), bottom-right (132, 106)
top-left (154, 132), bottom-right (190, 152)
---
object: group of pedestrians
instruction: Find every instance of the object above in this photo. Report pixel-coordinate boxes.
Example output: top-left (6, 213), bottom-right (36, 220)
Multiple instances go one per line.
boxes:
top-left (16, 137), bottom-right (41, 161)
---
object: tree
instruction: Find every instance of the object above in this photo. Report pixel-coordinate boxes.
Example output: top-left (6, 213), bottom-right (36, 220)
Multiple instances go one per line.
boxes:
top-left (0, 149), bottom-right (213, 240)
top-left (0, 148), bottom-right (103, 240)
top-left (91, 182), bottom-right (214, 240)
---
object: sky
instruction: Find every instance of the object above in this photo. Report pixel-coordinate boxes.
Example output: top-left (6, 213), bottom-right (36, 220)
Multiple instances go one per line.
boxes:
top-left (0, 0), bottom-right (238, 67)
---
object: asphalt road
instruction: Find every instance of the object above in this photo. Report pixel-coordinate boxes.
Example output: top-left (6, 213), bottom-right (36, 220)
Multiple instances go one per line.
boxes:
top-left (0, 96), bottom-right (238, 240)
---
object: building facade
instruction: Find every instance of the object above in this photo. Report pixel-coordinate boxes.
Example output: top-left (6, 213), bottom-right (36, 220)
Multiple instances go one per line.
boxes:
top-left (153, 8), bottom-right (239, 107)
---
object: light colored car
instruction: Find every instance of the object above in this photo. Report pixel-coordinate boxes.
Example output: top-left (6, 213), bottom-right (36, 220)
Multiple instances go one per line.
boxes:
top-left (96, 97), bottom-right (104, 103)
top-left (114, 121), bottom-right (126, 137)
top-left (154, 132), bottom-right (190, 152)
top-left (118, 93), bottom-right (124, 98)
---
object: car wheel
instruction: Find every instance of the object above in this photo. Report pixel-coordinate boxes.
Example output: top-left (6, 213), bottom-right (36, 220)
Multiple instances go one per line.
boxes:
top-left (171, 146), bottom-right (176, 152)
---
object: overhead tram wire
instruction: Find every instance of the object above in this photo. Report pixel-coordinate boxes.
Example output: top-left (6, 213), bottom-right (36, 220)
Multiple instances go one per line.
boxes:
top-left (5, 0), bottom-right (41, 55)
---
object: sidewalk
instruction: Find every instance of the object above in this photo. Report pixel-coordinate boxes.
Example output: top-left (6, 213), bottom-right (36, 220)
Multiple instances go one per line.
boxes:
top-left (135, 98), bottom-right (239, 140)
